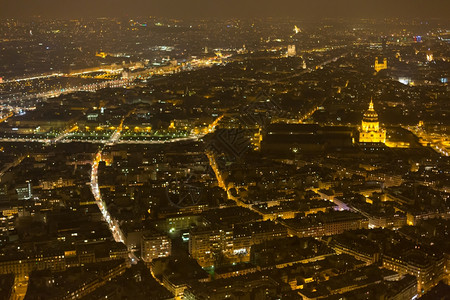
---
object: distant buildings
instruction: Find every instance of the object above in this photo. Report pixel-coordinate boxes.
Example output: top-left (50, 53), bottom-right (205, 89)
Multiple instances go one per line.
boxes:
top-left (374, 57), bottom-right (388, 72)
top-left (287, 45), bottom-right (296, 57)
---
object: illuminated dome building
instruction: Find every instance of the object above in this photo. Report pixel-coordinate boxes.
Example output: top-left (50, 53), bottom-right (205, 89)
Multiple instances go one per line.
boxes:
top-left (359, 99), bottom-right (386, 143)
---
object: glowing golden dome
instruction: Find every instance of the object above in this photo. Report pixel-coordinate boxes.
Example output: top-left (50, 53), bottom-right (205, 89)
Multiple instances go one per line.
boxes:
top-left (363, 99), bottom-right (378, 123)
top-left (360, 98), bottom-right (386, 144)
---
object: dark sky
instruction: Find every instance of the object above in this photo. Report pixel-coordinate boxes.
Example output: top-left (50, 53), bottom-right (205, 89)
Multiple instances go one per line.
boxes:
top-left (1, 0), bottom-right (449, 19)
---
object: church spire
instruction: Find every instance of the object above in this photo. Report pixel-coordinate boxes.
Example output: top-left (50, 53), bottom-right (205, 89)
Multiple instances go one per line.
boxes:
top-left (369, 98), bottom-right (374, 111)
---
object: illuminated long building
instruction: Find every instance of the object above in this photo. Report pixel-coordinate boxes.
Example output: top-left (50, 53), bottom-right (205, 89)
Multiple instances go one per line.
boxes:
top-left (188, 221), bottom-right (287, 267)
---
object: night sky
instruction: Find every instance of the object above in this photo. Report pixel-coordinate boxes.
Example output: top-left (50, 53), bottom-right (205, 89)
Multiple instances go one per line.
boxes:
top-left (1, 0), bottom-right (449, 19)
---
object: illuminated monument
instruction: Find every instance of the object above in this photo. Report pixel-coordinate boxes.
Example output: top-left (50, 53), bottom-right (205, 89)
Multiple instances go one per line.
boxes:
top-left (374, 57), bottom-right (387, 72)
top-left (287, 45), bottom-right (296, 57)
top-left (359, 99), bottom-right (386, 143)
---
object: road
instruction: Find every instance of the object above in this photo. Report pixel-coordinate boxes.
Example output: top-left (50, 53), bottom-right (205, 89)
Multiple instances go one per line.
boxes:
top-left (52, 125), bottom-right (79, 144)
top-left (0, 54), bottom-right (223, 109)
top-left (90, 152), bottom-right (125, 243)
top-left (406, 126), bottom-right (449, 157)
top-left (0, 156), bottom-right (25, 178)
top-left (11, 276), bottom-right (29, 300)
top-left (1, 78), bottom-right (131, 104)
top-left (274, 51), bottom-right (349, 84)
top-left (0, 111), bottom-right (213, 145)
top-left (88, 114), bottom-right (220, 263)
top-left (90, 151), bottom-right (139, 263)
top-left (0, 134), bottom-right (205, 145)
top-left (89, 114), bottom-right (139, 262)
top-left (1, 45), bottom-right (346, 111)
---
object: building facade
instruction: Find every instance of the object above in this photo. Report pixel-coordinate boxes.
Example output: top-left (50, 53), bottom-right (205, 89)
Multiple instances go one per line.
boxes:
top-left (374, 57), bottom-right (387, 72)
top-left (141, 232), bottom-right (171, 263)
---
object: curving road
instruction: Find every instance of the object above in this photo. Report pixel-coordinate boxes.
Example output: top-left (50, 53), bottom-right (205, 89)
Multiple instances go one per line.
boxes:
top-left (88, 114), bottom-right (221, 263)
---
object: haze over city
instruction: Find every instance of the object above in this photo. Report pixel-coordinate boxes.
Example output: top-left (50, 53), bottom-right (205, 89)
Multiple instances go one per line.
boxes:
top-left (1, 0), bottom-right (450, 18)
